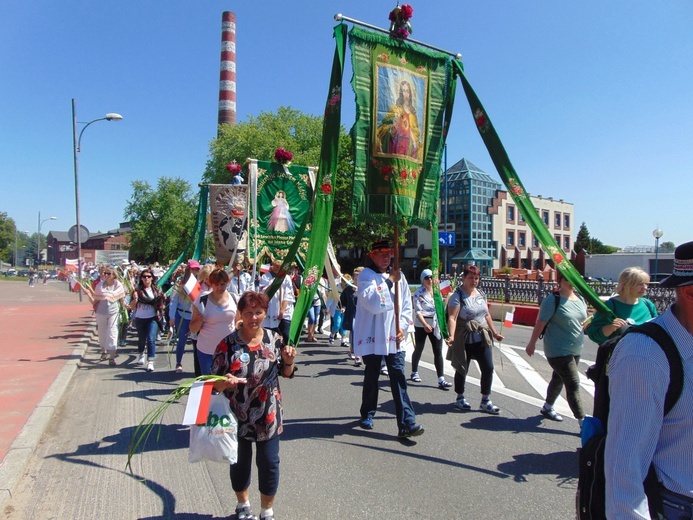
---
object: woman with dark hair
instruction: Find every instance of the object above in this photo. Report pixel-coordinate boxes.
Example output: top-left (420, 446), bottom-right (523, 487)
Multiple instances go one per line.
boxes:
top-left (130, 268), bottom-right (166, 372)
top-left (446, 265), bottom-right (504, 414)
top-left (189, 267), bottom-right (236, 375)
top-left (525, 272), bottom-right (588, 423)
top-left (212, 291), bottom-right (297, 520)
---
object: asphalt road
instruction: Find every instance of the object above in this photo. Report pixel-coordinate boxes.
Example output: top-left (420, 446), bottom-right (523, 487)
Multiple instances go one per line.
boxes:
top-left (2, 305), bottom-right (593, 519)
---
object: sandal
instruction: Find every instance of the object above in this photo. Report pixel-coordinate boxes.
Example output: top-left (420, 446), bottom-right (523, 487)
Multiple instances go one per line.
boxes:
top-left (410, 372), bottom-right (422, 383)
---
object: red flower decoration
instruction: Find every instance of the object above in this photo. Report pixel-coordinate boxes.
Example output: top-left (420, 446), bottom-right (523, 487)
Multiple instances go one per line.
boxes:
top-left (274, 147), bottom-right (294, 164)
top-left (304, 274), bottom-right (316, 287)
top-left (320, 183), bottom-right (332, 194)
top-left (412, 171), bottom-right (418, 179)
top-left (510, 185), bottom-right (524, 196)
top-left (217, 341), bottom-right (228, 354)
top-left (266, 411), bottom-right (276, 424)
top-left (400, 170), bottom-right (408, 179)
top-left (231, 359), bottom-right (241, 372)
top-left (553, 253), bottom-right (564, 264)
top-left (400, 4), bottom-right (414, 19)
top-left (226, 161), bottom-right (242, 174)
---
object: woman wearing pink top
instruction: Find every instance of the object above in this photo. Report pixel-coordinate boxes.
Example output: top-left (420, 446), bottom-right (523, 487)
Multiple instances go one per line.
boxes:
top-left (189, 267), bottom-right (237, 374)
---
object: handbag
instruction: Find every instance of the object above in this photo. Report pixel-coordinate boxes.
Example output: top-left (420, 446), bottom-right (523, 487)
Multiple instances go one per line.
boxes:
top-left (189, 393), bottom-right (238, 464)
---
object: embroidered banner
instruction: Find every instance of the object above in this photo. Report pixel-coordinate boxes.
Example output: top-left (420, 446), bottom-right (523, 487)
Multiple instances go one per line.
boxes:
top-left (248, 161), bottom-right (313, 264)
top-left (349, 26), bottom-right (454, 229)
top-left (209, 184), bottom-right (248, 266)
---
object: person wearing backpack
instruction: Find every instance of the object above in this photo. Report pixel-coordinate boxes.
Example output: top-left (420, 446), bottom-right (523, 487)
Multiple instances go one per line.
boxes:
top-left (605, 241), bottom-right (693, 519)
top-left (525, 271), bottom-right (588, 424)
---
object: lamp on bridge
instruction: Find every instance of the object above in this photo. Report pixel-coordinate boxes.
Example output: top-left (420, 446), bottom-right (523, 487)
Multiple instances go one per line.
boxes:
top-left (652, 227), bottom-right (664, 282)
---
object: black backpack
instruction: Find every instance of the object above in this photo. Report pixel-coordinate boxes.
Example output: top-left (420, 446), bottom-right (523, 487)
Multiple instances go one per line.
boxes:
top-left (538, 291), bottom-right (560, 340)
top-left (576, 322), bottom-right (684, 520)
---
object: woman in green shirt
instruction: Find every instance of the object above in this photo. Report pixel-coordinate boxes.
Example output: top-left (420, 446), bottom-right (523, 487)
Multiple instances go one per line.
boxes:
top-left (526, 272), bottom-right (588, 423)
top-left (586, 267), bottom-right (658, 345)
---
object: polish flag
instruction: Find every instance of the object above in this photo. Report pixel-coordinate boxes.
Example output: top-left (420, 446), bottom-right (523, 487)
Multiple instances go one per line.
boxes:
top-left (439, 280), bottom-right (452, 297)
top-left (182, 380), bottom-right (215, 425)
top-left (504, 311), bottom-right (514, 328)
top-left (259, 264), bottom-right (270, 274)
top-left (184, 273), bottom-right (202, 302)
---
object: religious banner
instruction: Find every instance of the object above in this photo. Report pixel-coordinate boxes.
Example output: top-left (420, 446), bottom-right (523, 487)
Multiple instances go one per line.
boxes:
top-left (248, 159), bottom-right (314, 264)
top-left (209, 184), bottom-right (248, 266)
top-left (454, 61), bottom-right (612, 317)
top-left (349, 25), bottom-right (454, 228)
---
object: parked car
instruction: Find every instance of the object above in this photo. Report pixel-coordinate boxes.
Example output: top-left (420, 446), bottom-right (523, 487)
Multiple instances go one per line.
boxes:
top-left (5, 268), bottom-right (18, 277)
top-left (17, 269), bottom-right (29, 277)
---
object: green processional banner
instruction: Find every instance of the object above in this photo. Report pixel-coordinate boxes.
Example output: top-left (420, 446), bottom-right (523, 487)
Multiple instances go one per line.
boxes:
top-left (453, 61), bottom-right (612, 316)
top-left (248, 160), bottom-right (313, 264)
top-left (288, 24), bottom-right (347, 347)
top-left (349, 26), bottom-right (453, 229)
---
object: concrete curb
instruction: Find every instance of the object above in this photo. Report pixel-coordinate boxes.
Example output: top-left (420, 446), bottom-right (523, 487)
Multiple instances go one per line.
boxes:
top-left (0, 323), bottom-right (95, 511)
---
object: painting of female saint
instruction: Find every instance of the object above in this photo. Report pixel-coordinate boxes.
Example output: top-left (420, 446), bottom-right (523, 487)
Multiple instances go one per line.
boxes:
top-left (267, 190), bottom-right (295, 233)
top-left (374, 67), bottom-right (426, 162)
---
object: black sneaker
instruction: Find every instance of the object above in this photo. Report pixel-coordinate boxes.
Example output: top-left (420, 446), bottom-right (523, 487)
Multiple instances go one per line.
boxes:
top-left (398, 424), bottom-right (424, 438)
top-left (540, 407), bottom-right (563, 422)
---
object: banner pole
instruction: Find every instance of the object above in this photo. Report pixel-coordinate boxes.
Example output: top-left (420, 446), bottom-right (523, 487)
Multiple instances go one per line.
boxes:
top-left (393, 225), bottom-right (401, 348)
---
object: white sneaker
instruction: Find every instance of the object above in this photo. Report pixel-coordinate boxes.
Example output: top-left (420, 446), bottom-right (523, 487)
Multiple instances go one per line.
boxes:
top-left (137, 353), bottom-right (146, 366)
top-left (146, 361), bottom-right (154, 372)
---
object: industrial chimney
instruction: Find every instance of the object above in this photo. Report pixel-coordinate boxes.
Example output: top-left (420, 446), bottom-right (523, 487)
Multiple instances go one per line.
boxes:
top-left (218, 11), bottom-right (237, 130)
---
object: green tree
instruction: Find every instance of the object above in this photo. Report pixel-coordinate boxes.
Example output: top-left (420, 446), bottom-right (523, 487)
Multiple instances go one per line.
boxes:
top-left (203, 106), bottom-right (390, 263)
top-left (0, 212), bottom-right (15, 264)
top-left (659, 241), bottom-right (675, 253)
top-left (574, 222), bottom-right (591, 253)
top-left (574, 221), bottom-right (617, 254)
top-left (123, 177), bottom-right (197, 263)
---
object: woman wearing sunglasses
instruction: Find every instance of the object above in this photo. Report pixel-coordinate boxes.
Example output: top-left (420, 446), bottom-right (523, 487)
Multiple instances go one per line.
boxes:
top-left (130, 268), bottom-right (166, 372)
top-left (85, 266), bottom-right (125, 366)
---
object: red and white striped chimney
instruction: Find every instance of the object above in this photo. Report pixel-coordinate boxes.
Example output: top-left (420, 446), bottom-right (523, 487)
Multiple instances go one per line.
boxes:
top-left (218, 11), bottom-right (237, 130)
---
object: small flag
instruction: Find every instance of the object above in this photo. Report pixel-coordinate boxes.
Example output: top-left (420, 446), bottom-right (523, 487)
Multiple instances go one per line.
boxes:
top-left (259, 264), bottom-right (270, 274)
top-left (439, 280), bottom-right (452, 297)
top-left (182, 380), bottom-right (215, 425)
top-left (184, 273), bottom-right (202, 302)
top-left (504, 311), bottom-right (514, 328)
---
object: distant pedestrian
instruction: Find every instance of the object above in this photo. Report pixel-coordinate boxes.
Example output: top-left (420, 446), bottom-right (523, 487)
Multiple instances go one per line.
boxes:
top-left (84, 267), bottom-right (125, 365)
top-left (353, 239), bottom-right (424, 438)
top-left (168, 260), bottom-right (201, 373)
top-left (525, 271), bottom-right (588, 423)
top-left (341, 268), bottom-right (363, 365)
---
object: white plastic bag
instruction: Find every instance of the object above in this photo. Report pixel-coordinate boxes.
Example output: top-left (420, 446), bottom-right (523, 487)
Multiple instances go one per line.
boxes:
top-left (189, 393), bottom-right (238, 464)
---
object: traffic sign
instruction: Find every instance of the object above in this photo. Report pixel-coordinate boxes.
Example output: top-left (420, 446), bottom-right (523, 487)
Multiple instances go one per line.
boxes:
top-left (438, 231), bottom-right (455, 247)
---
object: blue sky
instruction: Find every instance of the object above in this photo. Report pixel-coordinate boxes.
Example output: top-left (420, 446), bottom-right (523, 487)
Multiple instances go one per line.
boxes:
top-left (1, 1), bottom-right (691, 249)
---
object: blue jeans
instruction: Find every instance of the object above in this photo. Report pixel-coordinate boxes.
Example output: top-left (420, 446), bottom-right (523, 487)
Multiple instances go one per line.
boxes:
top-left (661, 487), bottom-right (693, 519)
top-left (360, 351), bottom-right (417, 430)
top-left (197, 351), bottom-right (214, 375)
top-left (135, 317), bottom-right (158, 359)
top-left (230, 436), bottom-right (280, 497)
top-left (174, 312), bottom-right (191, 365)
top-left (308, 304), bottom-right (321, 325)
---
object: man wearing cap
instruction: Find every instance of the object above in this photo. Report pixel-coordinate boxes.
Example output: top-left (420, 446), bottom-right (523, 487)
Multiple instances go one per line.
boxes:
top-left (228, 260), bottom-right (253, 297)
top-left (353, 239), bottom-right (424, 438)
top-left (605, 241), bottom-right (693, 519)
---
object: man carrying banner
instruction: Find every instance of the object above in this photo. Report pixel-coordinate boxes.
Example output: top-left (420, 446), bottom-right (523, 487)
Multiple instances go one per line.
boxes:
top-left (353, 239), bottom-right (424, 438)
top-left (259, 258), bottom-right (294, 345)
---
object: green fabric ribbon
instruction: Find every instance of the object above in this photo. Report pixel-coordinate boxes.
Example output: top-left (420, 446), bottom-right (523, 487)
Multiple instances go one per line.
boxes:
top-left (288, 24), bottom-right (347, 346)
top-left (453, 61), bottom-right (611, 316)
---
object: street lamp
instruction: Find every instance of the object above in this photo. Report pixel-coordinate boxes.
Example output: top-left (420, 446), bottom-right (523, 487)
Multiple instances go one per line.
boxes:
top-left (72, 98), bottom-right (123, 301)
top-left (653, 227), bottom-right (664, 282)
top-left (37, 212), bottom-right (57, 268)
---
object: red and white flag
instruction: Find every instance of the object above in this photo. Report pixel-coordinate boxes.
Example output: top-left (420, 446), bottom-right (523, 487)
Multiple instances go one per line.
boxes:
top-left (439, 280), bottom-right (452, 297)
top-left (184, 273), bottom-right (202, 302)
top-left (259, 264), bottom-right (270, 274)
top-left (504, 311), bottom-right (514, 328)
top-left (182, 380), bottom-right (215, 425)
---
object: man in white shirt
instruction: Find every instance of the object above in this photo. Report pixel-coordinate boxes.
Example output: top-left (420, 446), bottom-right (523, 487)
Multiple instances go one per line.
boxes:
top-left (259, 258), bottom-right (295, 344)
top-left (605, 241), bottom-right (693, 519)
top-left (227, 259), bottom-right (253, 297)
top-left (353, 239), bottom-right (424, 439)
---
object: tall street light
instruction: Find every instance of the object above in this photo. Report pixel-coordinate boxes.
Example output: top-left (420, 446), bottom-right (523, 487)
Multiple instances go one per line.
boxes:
top-left (37, 212), bottom-right (57, 268)
top-left (72, 98), bottom-right (123, 301)
top-left (653, 227), bottom-right (664, 282)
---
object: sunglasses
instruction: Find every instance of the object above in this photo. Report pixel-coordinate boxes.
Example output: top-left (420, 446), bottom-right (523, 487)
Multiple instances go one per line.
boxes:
top-left (424, 276), bottom-right (432, 280)
top-left (141, 275), bottom-right (152, 279)
top-left (103, 272), bottom-right (114, 276)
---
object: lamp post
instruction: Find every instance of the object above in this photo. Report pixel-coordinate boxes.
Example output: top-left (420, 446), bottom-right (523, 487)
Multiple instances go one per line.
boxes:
top-left (653, 227), bottom-right (663, 282)
top-left (72, 99), bottom-right (123, 301)
top-left (37, 212), bottom-right (57, 268)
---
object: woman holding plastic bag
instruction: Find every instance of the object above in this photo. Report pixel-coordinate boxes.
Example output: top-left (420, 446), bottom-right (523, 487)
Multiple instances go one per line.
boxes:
top-left (212, 291), bottom-right (297, 520)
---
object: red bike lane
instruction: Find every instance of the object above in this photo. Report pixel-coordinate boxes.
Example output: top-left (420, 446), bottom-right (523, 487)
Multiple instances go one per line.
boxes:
top-left (0, 280), bottom-right (92, 463)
